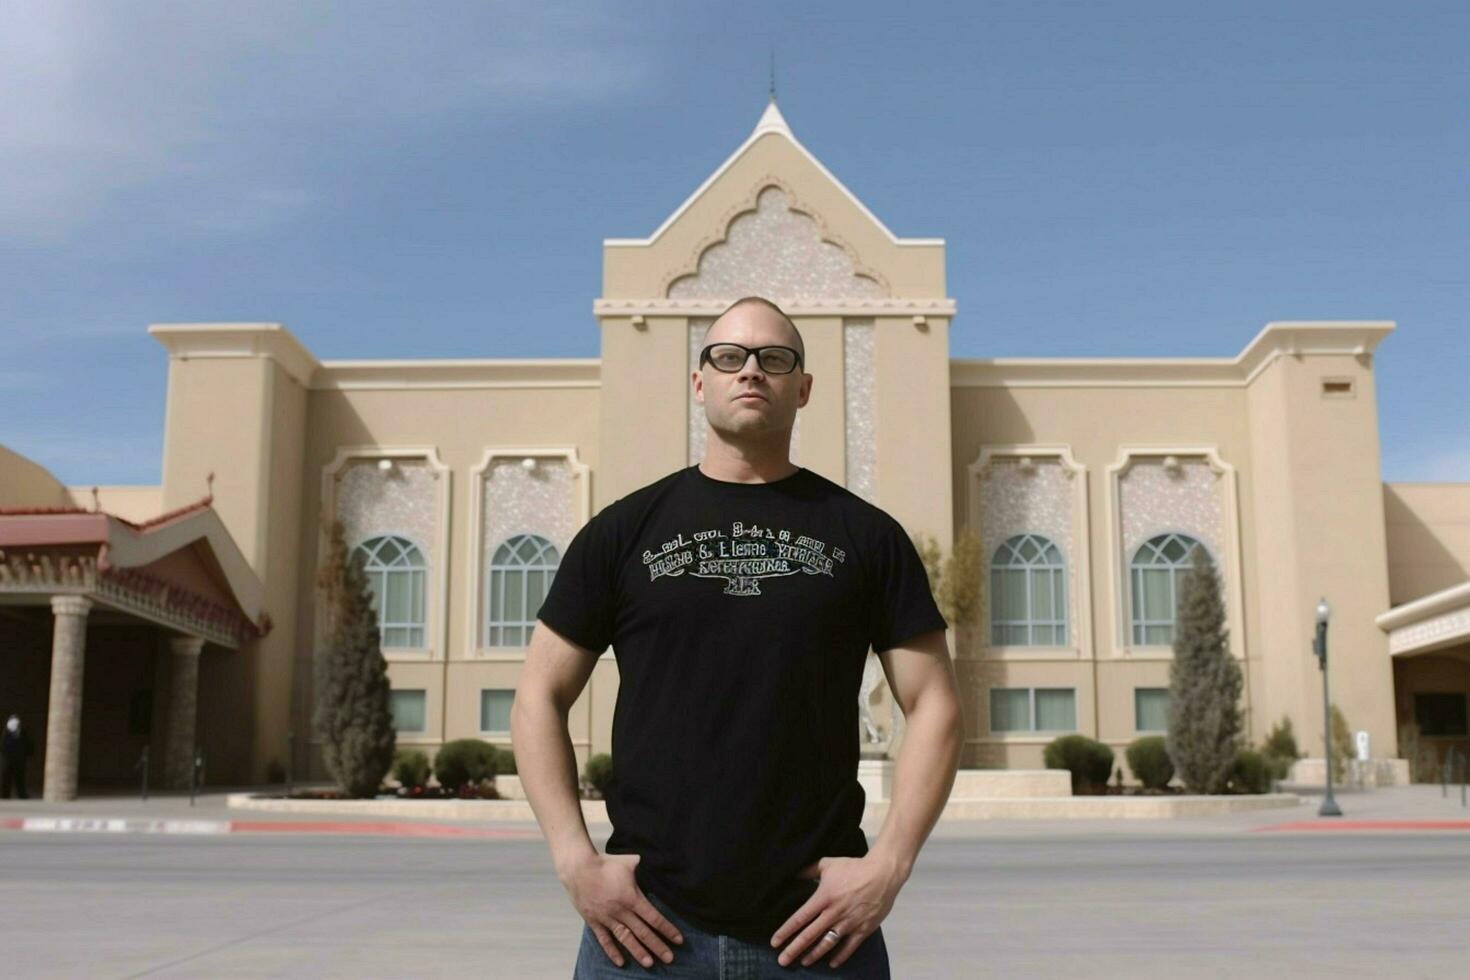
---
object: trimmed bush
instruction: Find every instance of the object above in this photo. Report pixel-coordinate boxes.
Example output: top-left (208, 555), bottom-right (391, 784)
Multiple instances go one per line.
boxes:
top-left (495, 745), bottom-right (518, 777)
top-left (1261, 716), bottom-right (1301, 783)
top-left (584, 753), bottom-right (614, 798)
top-left (1126, 736), bottom-right (1175, 790)
top-left (393, 749), bottom-right (431, 790)
top-left (1229, 747), bottom-right (1270, 794)
top-left (433, 739), bottom-right (498, 791)
top-left (1043, 734), bottom-right (1114, 794)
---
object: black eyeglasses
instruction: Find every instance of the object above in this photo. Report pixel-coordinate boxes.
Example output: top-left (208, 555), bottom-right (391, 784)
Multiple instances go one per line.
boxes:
top-left (699, 343), bottom-right (804, 375)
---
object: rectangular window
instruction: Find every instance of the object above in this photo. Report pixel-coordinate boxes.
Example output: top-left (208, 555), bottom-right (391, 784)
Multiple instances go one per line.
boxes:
top-left (480, 689), bottom-right (515, 734)
top-left (389, 689), bottom-right (427, 733)
top-left (989, 687), bottom-right (1076, 733)
top-left (1415, 692), bottom-right (1468, 737)
top-left (1135, 688), bottom-right (1169, 732)
top-left (989, 688), bottom-right (1031, 732)
top-left (1035, 688), bottom-right (1076, 731)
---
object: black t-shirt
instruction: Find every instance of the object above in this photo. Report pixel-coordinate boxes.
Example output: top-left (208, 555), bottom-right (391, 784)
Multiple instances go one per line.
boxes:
top-left (535, 464), bottom-right (948, 941)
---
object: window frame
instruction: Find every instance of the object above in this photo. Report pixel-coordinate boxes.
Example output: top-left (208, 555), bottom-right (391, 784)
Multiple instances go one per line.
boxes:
top-left (988, 686), bottom-right (1078, 734)
top-left (479, 688), bottom-right (516, 735)
top-left (484, 533), bottom-right (561, 648)
top-left (988, 533), bottom-right (1069, 649)
top-left (1128, 532), bottom-right (1214, 648)
top-left (389, 688), bottom-right (428, 734)
top-left (353, 533), bottom-right (429, 650)
top-left (1414, 692), bottom-right (1469, 738)
top-left (1134, 687), bottom-right (1170, 733)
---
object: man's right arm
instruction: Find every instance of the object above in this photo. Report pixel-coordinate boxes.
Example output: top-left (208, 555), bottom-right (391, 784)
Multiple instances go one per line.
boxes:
top-left (510, 619), bottom-right (684, 970)
top-left (510, 619), bottom-right (601, 877)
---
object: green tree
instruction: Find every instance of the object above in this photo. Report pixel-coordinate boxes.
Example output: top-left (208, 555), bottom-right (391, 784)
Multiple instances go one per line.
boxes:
top-left (1165, 545), bottom-right (1242, 794)
top-left (912, 526), bottom-right (985, 637)
top-left (313, 518), bottom-right (397, 798)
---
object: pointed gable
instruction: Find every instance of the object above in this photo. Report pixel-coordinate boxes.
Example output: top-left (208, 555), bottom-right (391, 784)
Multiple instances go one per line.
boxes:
top-left (598, 101), bottom-right (952, 313)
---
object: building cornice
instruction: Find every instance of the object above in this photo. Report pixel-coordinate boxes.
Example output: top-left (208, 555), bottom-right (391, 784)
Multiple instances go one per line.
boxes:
top-left (148, 323), bottom-right (320, 388)
top-left (950, 321), bottom-right (1395, 388)
top-left (313, 358), bottom-right (600, 391)
top-left (1376, 580), bottom-right (1470, 632)
top-left (594, 297), bottom-right (956, 318)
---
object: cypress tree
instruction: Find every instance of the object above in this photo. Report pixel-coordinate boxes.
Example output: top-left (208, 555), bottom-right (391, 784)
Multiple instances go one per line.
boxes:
top-left (313, 519), bottom-right (397, 798)
top-left (1165, 544), bottom-right (1242, 794)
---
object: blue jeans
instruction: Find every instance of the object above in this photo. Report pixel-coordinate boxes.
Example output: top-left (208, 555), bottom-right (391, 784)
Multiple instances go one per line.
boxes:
top-left (573, 890), bottom-right (891, 978)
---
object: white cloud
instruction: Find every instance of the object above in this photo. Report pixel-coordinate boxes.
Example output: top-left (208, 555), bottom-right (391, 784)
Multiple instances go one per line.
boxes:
top-left (0, 2), bottom-right (655, 241)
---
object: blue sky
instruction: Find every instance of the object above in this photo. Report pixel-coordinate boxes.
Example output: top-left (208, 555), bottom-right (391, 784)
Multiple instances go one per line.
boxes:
top-left (3, 0), bottom-right (1466, 486)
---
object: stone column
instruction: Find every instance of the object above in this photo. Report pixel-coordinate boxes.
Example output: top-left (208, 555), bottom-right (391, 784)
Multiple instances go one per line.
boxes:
top-left (43, 595), bottom-right (93, 802)
top-left (164, 636), bottom-right (205, 790)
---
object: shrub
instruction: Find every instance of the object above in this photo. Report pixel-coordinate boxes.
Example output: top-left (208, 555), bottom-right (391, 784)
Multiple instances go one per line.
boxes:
top-left (584, 753), bottom-right (614, 798)
top-left (495, 745), bottom-right (518, 777)
top-left (393, 749), bottom-right (431, 790)
top-left (433, 739), bottom-right (499, 792)
top-left (1228, 748), bottom-right (1270, 794)
top-left (1261, 716), bottom-right (1301, 783)
top-left (1398, 722), bottom-right (1437, 783)
top-left (1126, 736), bottom-right (1175, 790)
top-left (1043, 734), bottom-right (1114, 794)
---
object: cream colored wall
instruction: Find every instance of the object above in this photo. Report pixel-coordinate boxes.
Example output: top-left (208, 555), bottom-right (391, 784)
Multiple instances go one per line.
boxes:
top-left (1384, 483), bottom-right (1470, 604)
top-left (1245, 353), bottom-right (1397, 763)
top-left (291, 381), bottom-right (607, 775)
top-left (0, 444), bottom-right (71, 508)
top-left (63, 486), bottom-right (163, 522)
top-left (876, 316), bottom-right (953, 543)
top-left (596, 317), bottom-right (687, 507)
top-left (948, 383), bottom-right (1252, 767)
top-left (792, 316), bottom-right (845, 484)
top-left (157, 352), bottom-right (309, 782)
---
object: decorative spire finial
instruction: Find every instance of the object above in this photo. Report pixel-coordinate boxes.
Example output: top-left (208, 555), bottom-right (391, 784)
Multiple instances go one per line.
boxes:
top-left (206, 471), bottom-right (215, 500)
top-left (90, 487), bottom-right (100, 512)
top-left (769, 46), bottom-right (776, 103)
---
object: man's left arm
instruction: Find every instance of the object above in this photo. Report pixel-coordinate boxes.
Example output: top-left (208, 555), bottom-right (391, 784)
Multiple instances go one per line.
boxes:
top-left (771, 627), bottom-right (962, 968)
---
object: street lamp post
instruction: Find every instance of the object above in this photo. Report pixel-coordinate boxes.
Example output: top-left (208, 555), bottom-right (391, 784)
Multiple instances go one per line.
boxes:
top-left (1314, 597), bottom-right (1343, 817)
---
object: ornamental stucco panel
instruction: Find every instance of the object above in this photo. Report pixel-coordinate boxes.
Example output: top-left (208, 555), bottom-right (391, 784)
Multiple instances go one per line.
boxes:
top-left (336, 459), bottom-right (438, 557)
top-left (668, 186), bottom-right (885, 300)
top-left (1118, 458), bottom-right (1224, 564)
top-left (481, 458), bottom-right (577, 558)
top-left (978, 459), bottom-right (1076, 628)
top-left (688, 319), bottom-right (711, 465)
top-left (844, 319), bottom-right (875, 502)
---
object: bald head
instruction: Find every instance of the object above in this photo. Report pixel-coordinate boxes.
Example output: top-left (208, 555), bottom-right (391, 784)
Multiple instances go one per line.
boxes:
top-left (702, 296), bottom-right (805, 364)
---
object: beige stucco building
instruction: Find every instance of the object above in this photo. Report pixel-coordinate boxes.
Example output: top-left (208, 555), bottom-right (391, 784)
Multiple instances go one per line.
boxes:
top-left (3, 100), bottom-right (1468, 796)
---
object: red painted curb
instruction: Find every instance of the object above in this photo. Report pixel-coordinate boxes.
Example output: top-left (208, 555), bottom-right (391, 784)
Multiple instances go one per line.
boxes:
top-left (1253, 820), bottom-right (1470, 832)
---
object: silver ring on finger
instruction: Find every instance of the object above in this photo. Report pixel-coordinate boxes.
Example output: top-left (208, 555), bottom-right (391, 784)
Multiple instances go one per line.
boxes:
top-left (823, 928), bottom-right (841, 945)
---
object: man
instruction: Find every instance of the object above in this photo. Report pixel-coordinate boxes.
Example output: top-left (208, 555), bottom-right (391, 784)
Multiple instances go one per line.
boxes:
top-left (1, 715), bottom-right (33, 799)
top-left (513, 296), bottom-right (962, 977)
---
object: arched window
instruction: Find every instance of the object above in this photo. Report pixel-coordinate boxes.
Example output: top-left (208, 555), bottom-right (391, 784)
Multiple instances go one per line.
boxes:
top-left (354, 535), bottom-right (427, 648)
top-left (486, 533), bottom-right (560, 647)
top-left (989, 534), bottom-right (1068, 646)
top-left (1129, 532), bottom-right (1209, 646)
